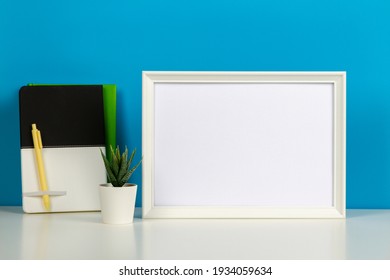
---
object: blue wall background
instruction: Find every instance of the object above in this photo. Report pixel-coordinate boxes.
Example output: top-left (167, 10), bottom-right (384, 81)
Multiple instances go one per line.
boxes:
top-left (1, 0), bottom-right (390, 208)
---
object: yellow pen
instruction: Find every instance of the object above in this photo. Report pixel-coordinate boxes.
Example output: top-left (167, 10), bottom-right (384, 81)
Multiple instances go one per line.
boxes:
top-left (31, 124), bottom-right (51, 211)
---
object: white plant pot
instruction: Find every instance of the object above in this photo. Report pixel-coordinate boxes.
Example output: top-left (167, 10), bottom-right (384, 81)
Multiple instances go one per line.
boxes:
top-left (99, 183), bottom-right (137, 224)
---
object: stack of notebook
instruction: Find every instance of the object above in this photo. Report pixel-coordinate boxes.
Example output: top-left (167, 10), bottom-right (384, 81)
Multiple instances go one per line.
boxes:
top-left (19, 85), bottom-right (116, 213)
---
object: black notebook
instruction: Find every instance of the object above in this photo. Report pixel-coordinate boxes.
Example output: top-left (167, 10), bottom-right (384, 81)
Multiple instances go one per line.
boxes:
top-left (19, 85), bottom-right (107, 213)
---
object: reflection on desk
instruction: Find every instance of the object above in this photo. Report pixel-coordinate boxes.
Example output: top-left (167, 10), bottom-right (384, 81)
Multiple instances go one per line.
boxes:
top-left (0, 207), bottom-right (389, 260)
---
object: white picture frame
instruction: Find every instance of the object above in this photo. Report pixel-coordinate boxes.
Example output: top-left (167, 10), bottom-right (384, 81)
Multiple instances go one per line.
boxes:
top-left (142, 71), bottom-right (346, 218)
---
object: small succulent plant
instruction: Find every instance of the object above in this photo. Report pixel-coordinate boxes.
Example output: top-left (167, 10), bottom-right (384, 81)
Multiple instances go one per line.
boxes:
top-left (100, 145), bottom-right (142, 187)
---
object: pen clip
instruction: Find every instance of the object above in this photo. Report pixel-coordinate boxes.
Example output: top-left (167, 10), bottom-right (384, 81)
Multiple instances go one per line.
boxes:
top-left (37, 130), bottom-right (43, 149)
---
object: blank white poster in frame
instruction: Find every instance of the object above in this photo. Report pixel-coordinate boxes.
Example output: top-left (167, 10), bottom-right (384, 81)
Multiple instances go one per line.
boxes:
top-left (142, 71), bottom-right (346, 219)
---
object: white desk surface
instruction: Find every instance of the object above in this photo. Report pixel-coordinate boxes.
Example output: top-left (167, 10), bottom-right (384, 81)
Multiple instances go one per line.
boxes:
top-left (0, 207), bottom-right (389, 260)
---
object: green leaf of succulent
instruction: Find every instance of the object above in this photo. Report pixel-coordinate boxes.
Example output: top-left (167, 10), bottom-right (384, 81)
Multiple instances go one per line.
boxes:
top-left (128, 148), bottom-right (136, 169)
top-left (130, 158), bottom-right (142, 174)
top-left (101, 146), bottom-right (142, 187)
top-left (109, 146), bottom-right (119, 176)
top-left (120, 170), bottom-right (133, 185)
top-left (123, 146), bottom-right (129, 164)
top-left (118, 157), bottom-right (142, 184)
top-left (115, 145), bottom-right (121, 162)
top-left (117, 148), bottom-right (129, 182)
top-left (109, 145), bottom-right (116, 160)
top-left (121, 157), bottom-right (142, 183)
top-left (108, 176), bottom-right (122, 187)
top-left (100, 149), bottom-right (117, 185)
top-left (112, 157), bottom-right (119, 177)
